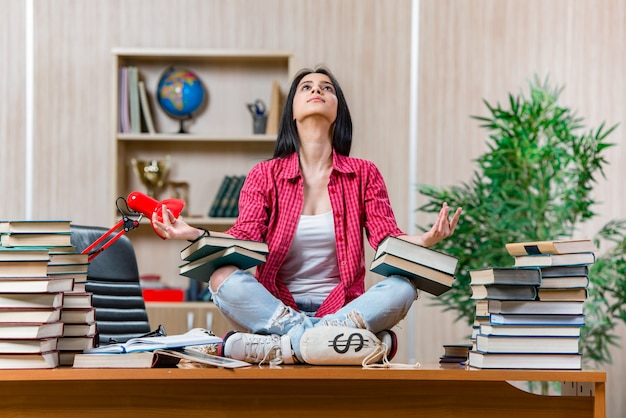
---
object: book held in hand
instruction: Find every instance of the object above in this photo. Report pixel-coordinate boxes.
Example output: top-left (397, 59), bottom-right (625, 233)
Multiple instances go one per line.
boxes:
top-left (180, 246), bottom-right (267, 283)
top-left (374, 236), bottom-right (458, 275)
top-left (370, 253), bottom-right (455, 296)
top-left (181, 235), bottom-right (268, 262)
top-left (505, 239), bottom-right (597, 256)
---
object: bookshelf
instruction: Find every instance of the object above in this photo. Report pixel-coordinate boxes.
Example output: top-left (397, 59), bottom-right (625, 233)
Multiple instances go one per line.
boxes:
top-left (112, 48), bottom-right (292, 293)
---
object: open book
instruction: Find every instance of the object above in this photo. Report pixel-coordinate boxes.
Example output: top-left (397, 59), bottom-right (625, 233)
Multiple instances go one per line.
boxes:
top-left (83, 328), bottom-right (222, 354)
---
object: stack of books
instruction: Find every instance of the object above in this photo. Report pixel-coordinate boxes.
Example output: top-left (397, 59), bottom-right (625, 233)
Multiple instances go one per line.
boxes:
top-left (179, 236), bottom-right (269, 282)
top-left (0, 220), bottom-right (98, 368)
top-left (46, 248), bottom-right (95, 365)
top-left (0, 220), bottom-right (74, 369)
top-left (369, 236), bottom-right (459, 296)
top-left (468, 239), bottom-right (596, 370)
top-left (207, 175), bottom-right (246, 218)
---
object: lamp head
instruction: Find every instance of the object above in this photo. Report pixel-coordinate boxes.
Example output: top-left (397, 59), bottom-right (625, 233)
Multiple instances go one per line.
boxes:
top-left (127, 191), bottom-right (185, 239)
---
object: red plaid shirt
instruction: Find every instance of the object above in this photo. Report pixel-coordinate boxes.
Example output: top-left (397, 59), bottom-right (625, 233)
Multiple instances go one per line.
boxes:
top-left (226, 151), bottom-right (404, 316)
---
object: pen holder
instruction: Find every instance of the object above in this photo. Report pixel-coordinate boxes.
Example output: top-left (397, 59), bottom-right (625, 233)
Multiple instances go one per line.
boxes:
top-left (252, 114), bottom-right (267, 134)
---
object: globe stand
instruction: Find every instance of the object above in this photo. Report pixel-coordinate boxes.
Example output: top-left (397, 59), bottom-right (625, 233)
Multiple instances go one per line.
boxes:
top-left (177, 120), bottom-right (186, 134)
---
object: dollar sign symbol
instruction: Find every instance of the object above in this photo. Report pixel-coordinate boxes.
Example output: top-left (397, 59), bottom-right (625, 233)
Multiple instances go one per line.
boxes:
top-left (332, 332), bottom-right (365, 354)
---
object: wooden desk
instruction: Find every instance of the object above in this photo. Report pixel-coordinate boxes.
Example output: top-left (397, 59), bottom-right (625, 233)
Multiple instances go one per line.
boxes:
top-left (0, 365), bottom-right (605, 417)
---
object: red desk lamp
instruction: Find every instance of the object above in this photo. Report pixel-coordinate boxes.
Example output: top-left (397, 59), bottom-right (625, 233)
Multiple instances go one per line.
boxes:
top-left (82, 191), bottom-right (185, 262)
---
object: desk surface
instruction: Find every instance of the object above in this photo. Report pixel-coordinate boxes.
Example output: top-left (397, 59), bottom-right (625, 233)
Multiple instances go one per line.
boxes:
top-left (0, 365), bottom-right (605, 418)
top-left (0, 363), bottom-right (606, 382)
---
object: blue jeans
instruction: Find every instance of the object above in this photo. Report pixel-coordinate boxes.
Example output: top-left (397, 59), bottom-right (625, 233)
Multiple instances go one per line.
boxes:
top-left (210, 270), bottom-right (419, 362)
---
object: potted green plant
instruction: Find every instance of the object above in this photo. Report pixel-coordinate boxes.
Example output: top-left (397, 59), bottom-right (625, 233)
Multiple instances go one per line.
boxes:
top-left (418, 75), bottom-right (626, 366)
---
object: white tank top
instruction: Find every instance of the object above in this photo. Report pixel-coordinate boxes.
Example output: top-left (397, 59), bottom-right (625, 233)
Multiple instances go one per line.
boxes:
top-left (278, 211), bottom-right (341, 305)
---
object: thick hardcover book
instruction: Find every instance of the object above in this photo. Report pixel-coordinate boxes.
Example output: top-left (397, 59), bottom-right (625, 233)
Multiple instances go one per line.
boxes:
top-left (470, 284), bottom-right (538, 300)
top-left (505, 239), bottom-right (597, 256)
top-left (0, 232), bottom-right (72, 248)
top-left (57, 336), bottom-right (96, 351)
top-left (489, 313), bottom-right (585, 326)
top-left (370, 253), bottom-right (455, 296)
top-left (488, 300), bottom-right (584, 315)
top-left (539, 276), bottom-right (589, 289)
top-left (63, 323), bottom-right (96, 337)
top-left (537, 288), bottom-right (588, 302)
top-left (0, 351), bottom-right (59, 369)
top-left (0, 293), bottom-right (64, 309)
top-left (181, 236), bottom-right (269, 262)
top-left (0, 338), bottom-right (58, 354)
top-left (475, 334), bottom-right (580, 354)
top-left (468, 351), bottom-right (582, 370)
top-left (60, 308), bottom-right (96, 324)
top-left (61, 292), bottom-right (93, 309)
top-left (0, 308), bottom-right (61, 323)
top-left (479, 323), bottom-right (582, 337)
top-left (540, 265), bottom-right (589, 277)
top-left (374, 236), bottom-right (458, 275)
top-left (0, 277), bottom-right (74, 293)
top-left (0, 322), bottom-right (64, 339)
top-left (469, 267), bottom-right (541, 286)
top-left (513, 252), bottom-right (596, 267)
top-left (84, 328), bottom-right (222, 354)
top-left (0, 220), bottom-right (71, 234)
top-left (179, 246), bottom-right (267, 282)
top-left (0, 261), bottom-right (50, 278)
top-left (0, 248), bottom-right (50, 262)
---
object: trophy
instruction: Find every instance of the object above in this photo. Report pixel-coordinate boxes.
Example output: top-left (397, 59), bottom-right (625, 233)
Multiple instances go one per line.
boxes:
top-left (131, 155), bottom-right (171, 199)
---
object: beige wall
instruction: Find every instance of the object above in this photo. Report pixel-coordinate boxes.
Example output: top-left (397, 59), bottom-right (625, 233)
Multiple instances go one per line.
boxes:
top-left (418, 0), bottom-right (625, 416)
top-left (1, 0), bottom-right (624, 416)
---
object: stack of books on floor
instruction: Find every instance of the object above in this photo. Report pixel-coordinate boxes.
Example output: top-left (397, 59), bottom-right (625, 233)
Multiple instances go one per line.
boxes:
top-left (369, 236), bottom-right (459, 296)
top-left (0, 220), bottom-right (96, 368)
top-left (179, 235), bottom-right (269, 282)
top-left (468, 239), bottom-right (596, 370)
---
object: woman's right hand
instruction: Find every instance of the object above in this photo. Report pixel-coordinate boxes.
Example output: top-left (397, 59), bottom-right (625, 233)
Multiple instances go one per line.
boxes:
top-left (151, 205), bottom-right (204, 241)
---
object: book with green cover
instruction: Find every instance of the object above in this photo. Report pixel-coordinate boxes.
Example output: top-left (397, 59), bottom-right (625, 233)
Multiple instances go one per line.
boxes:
top-left (208, 176), bottom-right (232, 218)
top-left (179, 246), bottom-right (266, 282)
top-left (180, 235), bottom-right (268, 262)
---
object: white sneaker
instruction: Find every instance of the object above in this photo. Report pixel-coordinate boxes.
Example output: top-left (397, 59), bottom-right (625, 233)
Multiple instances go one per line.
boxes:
top-left (300, 326), bottom-right (392, 365)
top-left (222, 331), bottom-right (292, 366)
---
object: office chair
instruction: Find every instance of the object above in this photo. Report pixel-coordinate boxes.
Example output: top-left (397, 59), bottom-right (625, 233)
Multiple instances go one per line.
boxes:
top-left (70, 224), bottom-right (151, 344)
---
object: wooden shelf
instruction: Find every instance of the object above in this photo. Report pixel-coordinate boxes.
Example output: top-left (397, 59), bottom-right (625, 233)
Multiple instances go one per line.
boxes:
top-left (113, 48), bottom-right (291, 288)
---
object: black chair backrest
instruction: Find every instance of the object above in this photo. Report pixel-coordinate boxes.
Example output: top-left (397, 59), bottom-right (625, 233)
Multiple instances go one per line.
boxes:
top-left (70, 224), bottom-right (151, 344)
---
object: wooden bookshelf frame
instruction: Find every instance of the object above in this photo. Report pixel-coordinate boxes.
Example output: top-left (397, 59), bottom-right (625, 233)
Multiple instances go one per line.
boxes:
top-left (0, 365), bottom-right (605, 417)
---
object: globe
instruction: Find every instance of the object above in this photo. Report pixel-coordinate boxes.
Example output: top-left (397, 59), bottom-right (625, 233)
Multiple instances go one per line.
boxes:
top-left (156, 67), bottom-right (207, 133)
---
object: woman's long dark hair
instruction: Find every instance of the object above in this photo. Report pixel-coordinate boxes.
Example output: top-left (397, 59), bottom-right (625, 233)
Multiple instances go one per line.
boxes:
top-left (273, 66), bottom-right (353, 158)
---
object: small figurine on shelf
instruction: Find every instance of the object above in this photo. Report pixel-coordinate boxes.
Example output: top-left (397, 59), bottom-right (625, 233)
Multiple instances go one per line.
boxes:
top-left (246, 99), bottom-right (267, 134)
